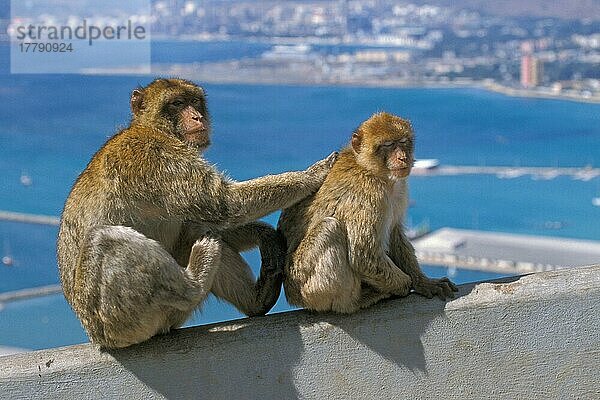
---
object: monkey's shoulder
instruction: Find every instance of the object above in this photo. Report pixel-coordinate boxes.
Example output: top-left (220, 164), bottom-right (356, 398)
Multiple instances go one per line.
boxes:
top-left (104, 126), bottom-right (194, 159)
top-left (322, 164), bottom-right (388, 203)
top-left (88, 126), bottom-right (210, 180)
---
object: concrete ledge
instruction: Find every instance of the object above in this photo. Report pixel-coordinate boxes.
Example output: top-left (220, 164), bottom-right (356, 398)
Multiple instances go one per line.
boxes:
top-left (2, 265), bottom-right (599, 399)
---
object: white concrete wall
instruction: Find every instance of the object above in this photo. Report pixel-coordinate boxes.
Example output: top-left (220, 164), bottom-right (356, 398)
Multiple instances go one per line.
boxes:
top-left (1, 265), bottom-right (599, 400)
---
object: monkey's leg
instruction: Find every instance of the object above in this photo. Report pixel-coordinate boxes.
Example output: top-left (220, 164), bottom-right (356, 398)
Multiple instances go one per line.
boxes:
top-left (289, 217), bottom-right (362, 314)
top-left (177, 221), bottom-right (285, 316)
top-left (76, 226), bottom-right (221, 348)
top-left (210, 240), bottom-right (283, 317)
top-left (357, 283), bottom-right (392, 310)
top-left (228, 222), bottom-right (285, 315)
top-left (389, 226), bottom-right (458, 299)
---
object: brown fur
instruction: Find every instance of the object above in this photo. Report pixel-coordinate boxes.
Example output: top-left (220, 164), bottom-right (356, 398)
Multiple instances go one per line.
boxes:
top-left (278, 112), bottom-right (457, 313)
top-left (57, 78), bottom-right (336, 348)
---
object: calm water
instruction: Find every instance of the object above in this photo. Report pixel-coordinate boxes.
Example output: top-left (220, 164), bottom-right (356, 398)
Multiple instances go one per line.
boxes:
top-left (1, 46), bottom-right (599, 349)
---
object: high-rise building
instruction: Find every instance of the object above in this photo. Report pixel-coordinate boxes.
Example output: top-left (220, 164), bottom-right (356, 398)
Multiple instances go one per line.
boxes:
top-left (520, 54), bottom-right (543, 88)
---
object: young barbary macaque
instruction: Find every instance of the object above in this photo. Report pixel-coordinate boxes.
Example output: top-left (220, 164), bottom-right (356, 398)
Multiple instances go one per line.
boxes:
top-left (57, 78), bottom-right (336, 348)
top-left (278, 112), bottom-right (457, 313)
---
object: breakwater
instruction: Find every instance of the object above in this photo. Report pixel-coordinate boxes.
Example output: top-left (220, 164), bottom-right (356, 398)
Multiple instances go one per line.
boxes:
top-left (413, 165), bottom-right (599, 181)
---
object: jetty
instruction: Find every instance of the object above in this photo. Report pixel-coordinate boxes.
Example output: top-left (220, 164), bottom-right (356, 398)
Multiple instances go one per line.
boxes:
top-left (0, 211), bottom-right (60, 226)
top-left (412, 164), bottom-right (599, 181)
top-left (0, 284), bottom-right (63, 304)
top-left (413, 227), bottom-right (600, 274)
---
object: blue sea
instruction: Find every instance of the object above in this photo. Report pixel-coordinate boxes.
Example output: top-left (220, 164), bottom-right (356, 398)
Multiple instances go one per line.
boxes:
top-left (0, 42), bottom-right (599, 350)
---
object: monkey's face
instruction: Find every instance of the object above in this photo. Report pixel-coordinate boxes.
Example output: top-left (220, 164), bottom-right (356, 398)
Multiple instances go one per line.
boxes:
top-left (130, 79), bottom-right (212, 151)
top-left (166, 95), bottom-right (211, 151)
top-left (380, 136), bottom-right (414, 180)
top-left (352, 112), bottom-right (414, 181)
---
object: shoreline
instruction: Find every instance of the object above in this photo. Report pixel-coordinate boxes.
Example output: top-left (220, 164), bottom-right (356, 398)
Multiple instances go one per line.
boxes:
top-left (82, 63), bottom-right (600, 105)
top-left (480, 82), bottom-right (600, 105)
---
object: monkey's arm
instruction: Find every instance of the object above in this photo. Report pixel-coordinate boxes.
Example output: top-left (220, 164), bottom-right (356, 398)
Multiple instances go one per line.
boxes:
top-left (172, 220), bottom-right (280, 265)
top-left (348, 222), bottom-right (412, 297)
top-left (219, 221), bottom-right (280, 252)
top-left (389, 225), bottom-right (458, 299)
top-left (224, 153), bottom-right (336, 225)
top-left (126, 141), bottom-right (335, 228)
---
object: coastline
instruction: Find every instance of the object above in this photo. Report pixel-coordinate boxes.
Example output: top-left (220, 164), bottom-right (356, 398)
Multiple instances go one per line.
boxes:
top-left (480, 82), bottom-right (600, 105)
top-left (82, 62), bottom-right (600, 105)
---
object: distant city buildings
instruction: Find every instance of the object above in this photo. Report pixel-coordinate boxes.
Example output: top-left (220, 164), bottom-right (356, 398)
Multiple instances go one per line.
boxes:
top-left (520, 54), bottom-right (543, 88)
top-left (3, 0), bottom-right (599, 98)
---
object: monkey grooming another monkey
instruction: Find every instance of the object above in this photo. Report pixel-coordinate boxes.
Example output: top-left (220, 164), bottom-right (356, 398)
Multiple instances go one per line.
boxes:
top-left (57, 78), bottom-right (336, 348)
top-left (278, 112), bottom-right (457, 313)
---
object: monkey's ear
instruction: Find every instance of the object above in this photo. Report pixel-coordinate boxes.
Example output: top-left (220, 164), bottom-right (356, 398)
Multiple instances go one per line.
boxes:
top-left (351, 131), bottom-right (362, 153)
top-left (130, 89), bottom-right (145, 116)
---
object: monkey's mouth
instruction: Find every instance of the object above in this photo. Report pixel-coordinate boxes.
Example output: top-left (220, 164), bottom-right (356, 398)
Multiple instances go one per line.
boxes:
top-left (184, 128), bottom-right (210, 148)
top-left (188, 126), bottom-right (208, 134)
top-left (389, 167), bottom-right (411, 178)
top-left (390, 167), bottom-right (411, 173)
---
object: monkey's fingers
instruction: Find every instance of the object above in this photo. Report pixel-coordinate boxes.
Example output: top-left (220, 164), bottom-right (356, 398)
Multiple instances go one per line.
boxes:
top-left (414, 279), bottom-right (456, 300)
top-left (438, 277), bottom-right (459, 292)
top-left (438, 283), bottom-right (455, 299)
top-left (326, 151), bottom-right (339, 168)
top-left (412, 282), bottom-right (438, 299)
top-left (417, 289), bottom-right (435, 299)
top-left (432, 279), bottom-right (458, 300)
top-left (307, 152), bottom-right (338, 175)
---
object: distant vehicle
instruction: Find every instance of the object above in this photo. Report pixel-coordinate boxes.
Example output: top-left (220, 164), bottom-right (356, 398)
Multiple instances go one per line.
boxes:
top-left (413, 159), bottom-right (440, 170)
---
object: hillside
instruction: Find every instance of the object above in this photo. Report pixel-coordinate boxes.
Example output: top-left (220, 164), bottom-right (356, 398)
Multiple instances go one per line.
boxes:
top-left (409, 0), bottom-right (600, 20)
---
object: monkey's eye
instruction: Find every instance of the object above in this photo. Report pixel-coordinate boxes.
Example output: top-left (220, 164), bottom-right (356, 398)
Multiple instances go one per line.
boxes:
top-left (171, 99), bottom-right (185, 107)
top-left (399, 138), bottom-right (408, 144)
top-left (381, 141), bottom-right (394, 147)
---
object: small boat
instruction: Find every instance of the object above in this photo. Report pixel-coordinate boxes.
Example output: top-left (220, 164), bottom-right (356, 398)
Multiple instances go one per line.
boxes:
top-left (2, 255), bottom-right (13, 267)
top-left (446, 265), bottom-right (457, 277)
top-left (20, 171), bottom-right (32, 186)
top-left (2, 240), bottom-right (14, 266)
top-left (593, 197), bottom-right (600, 207)
top-left (413, 159), bottom-right (440, 170)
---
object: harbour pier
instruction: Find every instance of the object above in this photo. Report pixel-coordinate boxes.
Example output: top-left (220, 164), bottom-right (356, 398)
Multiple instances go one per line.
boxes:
top-left (0, 211), bottom-right (60, 226)
top-left (412, 164), bottom-right (599, 181)
top-left (0, 284), bottom-right (63, 304)
top-left (413, 227), bottom-right (600, 274)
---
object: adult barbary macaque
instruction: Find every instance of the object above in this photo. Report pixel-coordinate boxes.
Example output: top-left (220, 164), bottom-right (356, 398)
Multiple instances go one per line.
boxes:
top-left (57, 78), bottom-right (336, 348)
top-left (278, 112), bottom-right (457, 313)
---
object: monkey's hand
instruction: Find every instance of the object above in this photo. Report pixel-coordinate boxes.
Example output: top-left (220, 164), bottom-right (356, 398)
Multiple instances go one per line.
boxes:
top-left (305, 151), bottom-right (338, 182)
top-left (412, 277), bottom-right (458, 300)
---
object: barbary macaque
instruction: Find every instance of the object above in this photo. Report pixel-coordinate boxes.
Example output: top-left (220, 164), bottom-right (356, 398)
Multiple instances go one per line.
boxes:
top-left (57, 78), bottom-right (336, 348)
top-left (278, 112), bottom-right (457, 313)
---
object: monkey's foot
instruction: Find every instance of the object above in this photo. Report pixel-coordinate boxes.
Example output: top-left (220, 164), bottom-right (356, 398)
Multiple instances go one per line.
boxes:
top-left (412, 277), bottom-right (458, 300)
top-left (187, 236), bottom-right (222, 283)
